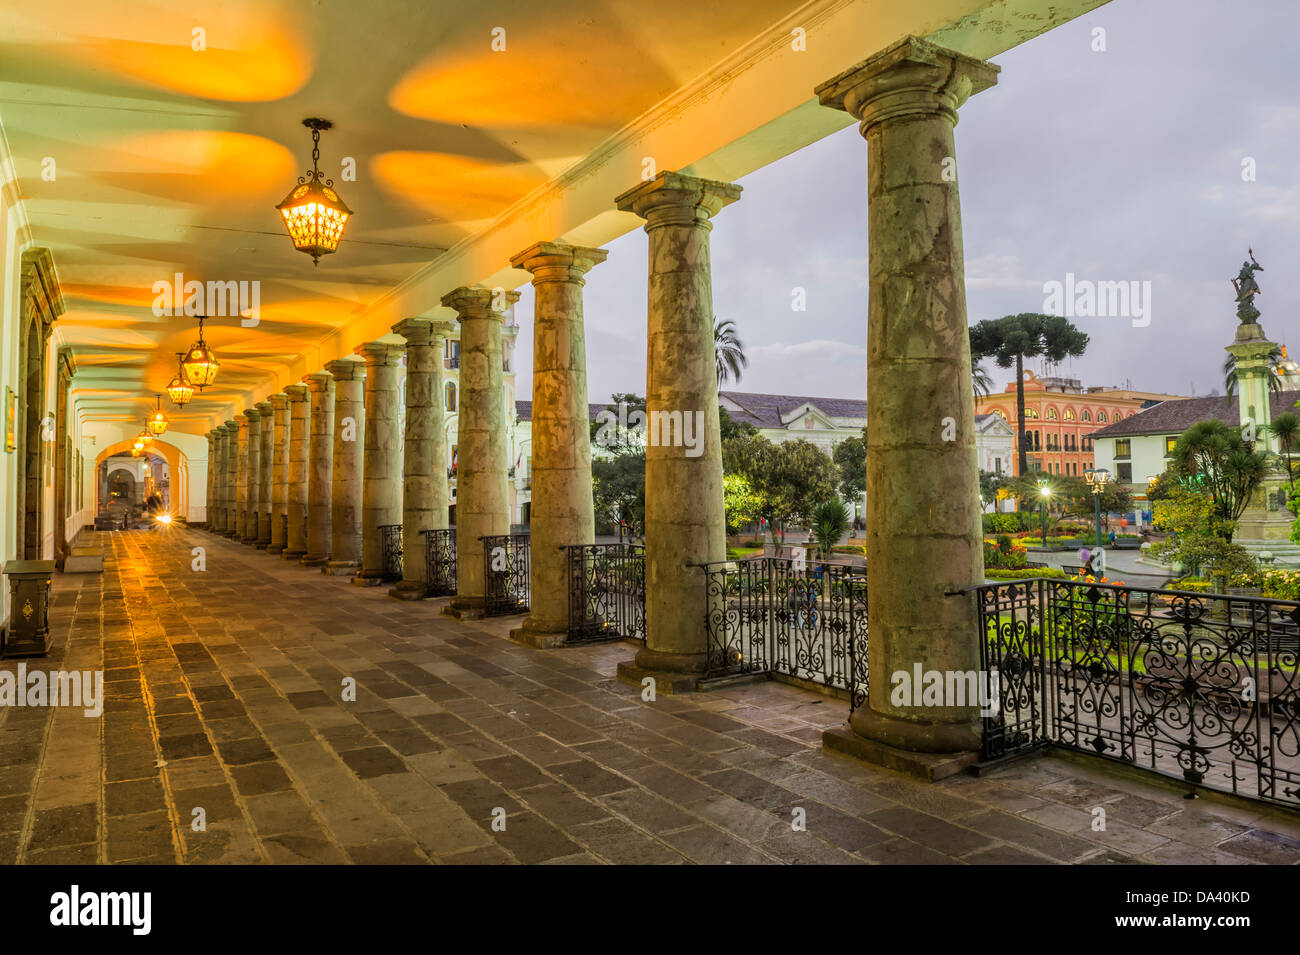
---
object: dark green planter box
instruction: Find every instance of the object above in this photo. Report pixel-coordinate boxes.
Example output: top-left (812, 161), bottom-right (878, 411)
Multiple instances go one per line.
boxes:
top-left (3, 560), bottom-right (54, 658)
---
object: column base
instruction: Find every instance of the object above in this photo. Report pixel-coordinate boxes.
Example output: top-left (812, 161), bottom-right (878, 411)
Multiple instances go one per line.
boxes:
top-left (255, 538), bottom-right (271, 550)
top-left (443, 597), bottom-right (485, 620)
top-left (615, 661), bottom-right (700, 695)
top-left (300, 554), bottom-right (329, 567)
top-left (280, 549), bottom-right (306, 560)
top-left (509, 617), bottom-right (568, 649)
top-left (240, 535), bottom-right (259, 545)
top-left (388, 579), bottom-right (429, 601)
top-left (323, 560), bottom-right (359, 577)
top-left (849, 705), bottom-right (982, 755)
top-left (351, 572), bottom-right (386, 587)
top-left (266, 544), bottom-right (285, 556)
top-left (822, 724), bottom-right (977, 782)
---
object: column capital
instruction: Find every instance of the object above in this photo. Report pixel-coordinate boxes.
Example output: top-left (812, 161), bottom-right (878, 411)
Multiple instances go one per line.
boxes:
top-left (303, 371), bottom-right (334, 394)
top-left (223, 420), bottom-right (239, 433)
top-left (269, 393), bottom-right (290, 411)
top-left (440, 286), bottom-right (520, 323)
top-left (392, 317), bottom-right (458, 345)
top-left (254, 400), bottom-right (273, 415)
top-left (324, 358), bottom-right (365, 381)
top-left (510, 241), bottom-right (608, 284)
top-left (354, 341), bottom-right (405, 366)
top-left (242, 407), bottom-right (261, 424)
top-left (815, 35), bottom-right (998, 134)
top-left (284, 383), bottom-right (310, 403)
top-left (615, 171), bottom-right (741, 230)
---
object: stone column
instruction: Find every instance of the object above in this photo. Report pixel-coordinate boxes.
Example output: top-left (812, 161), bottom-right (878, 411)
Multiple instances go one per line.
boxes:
top-left (242, 407), bottom-right (262, 542)
top-left (214, 426), bottom-right (230, 534)
top-left (281, 384), bottom-right (310, 560)
top-left (509, 242), bottom-right (607, 645)
top-left (816, 36), bottom-right (997, 765)
top-left (613, 171), bottom-right (740, 691)
top-left (390, 318), bottom-right (456, 599)
top-left (256, 401), bottom-right (274, 547)
top-left (324, 359), bottom-right (365, 576)
top-left (205, 431), bottom-right (218, 530)
top-left (268, 394), bottom-right (290, 555)
top-left (224, 419), bottom-right (241, 538)
top-left (441, 287), bottom-right (518, 616)
top-left (353, 342), bottom-right (404, 586)
top-left (302, 372), bottom-right (335, 566)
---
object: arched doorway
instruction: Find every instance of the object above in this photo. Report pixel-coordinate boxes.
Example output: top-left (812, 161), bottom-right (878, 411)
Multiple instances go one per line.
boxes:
top-left (95, 439), bottom-right (187, 519)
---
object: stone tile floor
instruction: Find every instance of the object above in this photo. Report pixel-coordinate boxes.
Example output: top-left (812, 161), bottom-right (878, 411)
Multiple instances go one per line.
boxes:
top-left (3, 526), bottom-right (1300, 864)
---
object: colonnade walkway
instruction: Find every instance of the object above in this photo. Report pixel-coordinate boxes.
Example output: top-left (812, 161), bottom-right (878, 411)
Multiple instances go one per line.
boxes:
top-left (4, 528), bottom-right (1300, 865)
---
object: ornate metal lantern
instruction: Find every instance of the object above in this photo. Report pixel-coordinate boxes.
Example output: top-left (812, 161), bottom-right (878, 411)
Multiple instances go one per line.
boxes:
top-left (147, 394), bottom-right (169, 436)
top-left (275, 118), bottom-right (353, 265)
top-left (166, 353), bottom-right (194, 407)
top-left (181, 315), bottom-right (220, 389)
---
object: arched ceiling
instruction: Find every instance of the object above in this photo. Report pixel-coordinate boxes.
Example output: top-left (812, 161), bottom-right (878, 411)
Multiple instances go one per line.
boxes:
top-left (0, 0), bottom-right (1106, 436)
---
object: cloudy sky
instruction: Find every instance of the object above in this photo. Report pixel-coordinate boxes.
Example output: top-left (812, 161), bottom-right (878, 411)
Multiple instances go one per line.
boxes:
top-left (511, 0), bottom-right (1300, 407)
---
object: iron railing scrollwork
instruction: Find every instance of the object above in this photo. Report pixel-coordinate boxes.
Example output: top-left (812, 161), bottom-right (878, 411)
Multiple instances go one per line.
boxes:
top-left (482, 533), bottom-right (530, 616)
top-left (379, 524), bottom-right (403, 580)
top-left (564, 544), bottom-right (646, 644)
top-left (422, 528), bottom-right (457, 596)
top-left (975, 577), bottom-right (1300, 808)
top-left (697, 557), bottom-right (867, 707)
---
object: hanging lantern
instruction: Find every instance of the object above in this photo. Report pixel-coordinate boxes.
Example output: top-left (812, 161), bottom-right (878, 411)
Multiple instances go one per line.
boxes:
top-left (131, 445), bottom-right (142, 457)
top-left (275, 118), bottom-right (353, 265)
top-left (137, 429), bottom-right (154, 447)
top-left (167, 353), bottom-right (194, 407)
top-left (181, 315), bottom-right (220, 389)
top-left (147, 394), bottom-right (169, 436)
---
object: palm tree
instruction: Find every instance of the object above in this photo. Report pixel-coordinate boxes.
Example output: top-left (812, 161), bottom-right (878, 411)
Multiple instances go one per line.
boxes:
top-left (970, 314), bottom-right (1090, 477)
top-left (972, 361), bottom-right (995, 398)
top-left (1223, 345), bottom-right (1283, 397)
top-left (811, 499), bottom-right (850, 558)
top-left (1271, 411), bottom-right (1300, 493)
top-left (714, 317), bottom-right (747, 387)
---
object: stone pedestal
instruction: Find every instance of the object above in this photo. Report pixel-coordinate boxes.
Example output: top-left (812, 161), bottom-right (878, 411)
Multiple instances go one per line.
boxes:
top-left (268, 394), bottom-right (290, 555)
top-left (281, 385), bottom-right (310, 560)
top-left (2, 560), bottom-right (54, 657)
top-left (324, 359), bottom-right (364, 577)
top-left (441, 287), bottom-right (518, 617)
top-left (390, 318), bottom-right (456, 600)
top-left (302, 372), bottom-right (335, 567)
top-left (256, 401), bottom-right (274, 548)
top-left (353, 342), bottom-right (403, 586)
top-left (612, 172), bottom-right (740, 686)
top-left (242, 407), bottom-right (262, 543)
top-left (508, 241), bottom-right (607, 646)
top-left (816, 36), bottom-right (997, 762)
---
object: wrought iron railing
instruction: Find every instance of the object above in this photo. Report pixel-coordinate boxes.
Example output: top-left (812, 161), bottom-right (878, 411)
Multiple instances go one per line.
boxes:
top-left (564, 544), bottom-right (645, 644)
top-left (972, 577), bottom-right (1300, 807)
top-left (482, 533), bottom-right (530, 616)
top-left (379, 524), bottom-right (403, 580)
top-left (697, 557), bottom-right (868, 708)
top-left (421, 528), bottom-right (457, 596)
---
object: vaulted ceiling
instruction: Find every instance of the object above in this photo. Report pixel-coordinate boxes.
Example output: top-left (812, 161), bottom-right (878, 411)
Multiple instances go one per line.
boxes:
top-left (0, 0), bottom-right (1106, 435)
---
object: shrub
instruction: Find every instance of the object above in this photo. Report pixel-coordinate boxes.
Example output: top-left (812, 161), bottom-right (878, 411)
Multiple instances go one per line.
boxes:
top-left (985, 567), bottom-right (1066, 580)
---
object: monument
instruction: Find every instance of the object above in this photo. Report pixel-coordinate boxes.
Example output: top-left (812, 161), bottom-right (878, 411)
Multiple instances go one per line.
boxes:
top-left (1226, 251), bottom-right (1296, 551)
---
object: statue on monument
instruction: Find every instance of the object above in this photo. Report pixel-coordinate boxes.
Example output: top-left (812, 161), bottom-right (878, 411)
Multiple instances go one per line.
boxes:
top-left (1232, 248), bottom-right (1263, 324)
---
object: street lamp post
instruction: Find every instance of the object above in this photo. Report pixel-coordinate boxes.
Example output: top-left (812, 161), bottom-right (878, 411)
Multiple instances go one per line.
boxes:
top-left (1038, 480), bottom-right (1051, 546)
top-left (1083, 467), bottom-right (1111, 547)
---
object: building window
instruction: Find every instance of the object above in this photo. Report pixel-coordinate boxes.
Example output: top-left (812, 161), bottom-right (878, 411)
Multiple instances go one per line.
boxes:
top-left (1024, 408), bottom-right (1039, 419)
top-left (1115, 439), bottom-right (1131, 459)
top-left (445, 381), bottom-right (457, 412)
top-left (1097, 410), bottom-right (1108, 423)
top-left (1064, 408), bottom-right (1076, 421)
top-left (1046, 408), bottom-right (1058, 420)
top-left (1164, 435), bottom-right (1177, 456)
top-left (1116, 462), bottom-right (1132, 483)
top-left (1081, 409), bottom-right (1091, 422)
top-left (994, 457), bottom-right (1003, 474)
